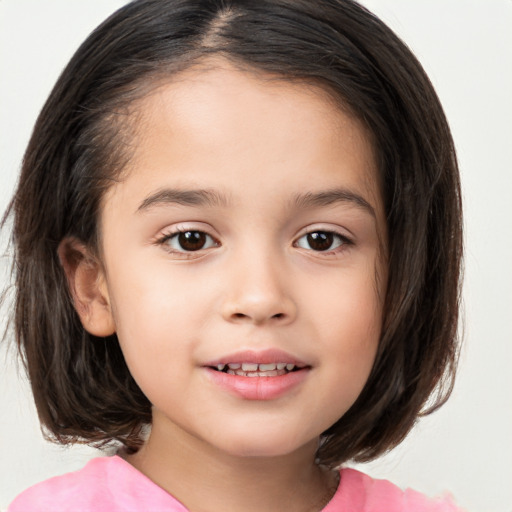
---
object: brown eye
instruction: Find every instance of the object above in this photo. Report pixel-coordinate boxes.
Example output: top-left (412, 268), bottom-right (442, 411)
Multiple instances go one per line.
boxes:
top-left (178, 231), bottom-right (206, 251)
top-left (296, 231), bottom-right (346, 252)
top-left (307, 232), bottom-right (333, 251)
top-left (166, 231), bottom-right (217, 252)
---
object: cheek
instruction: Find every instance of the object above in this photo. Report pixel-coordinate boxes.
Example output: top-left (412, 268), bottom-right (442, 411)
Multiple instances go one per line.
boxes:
top-left (301, 260), bottom-right (383, 336)
top-left (105, 253), bottom-right (229, 353)
top-left (105, 260), bottom-right (210, 370)
top-left (298, 261), bottom-right (383, 387)
top-left (109, 252), bottom-right (210, 321)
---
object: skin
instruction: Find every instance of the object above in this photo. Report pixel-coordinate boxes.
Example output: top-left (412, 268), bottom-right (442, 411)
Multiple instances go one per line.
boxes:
top-left (62, 60), bottom-right (388, 512)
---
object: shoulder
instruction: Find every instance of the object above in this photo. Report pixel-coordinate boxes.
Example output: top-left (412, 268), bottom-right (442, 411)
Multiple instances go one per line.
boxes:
top-left (8, 457), bottom-right (123, 512)
top-left (7, 455), bottom-right (186, 512)
top-left (324, 468), bottom-right (465, 512)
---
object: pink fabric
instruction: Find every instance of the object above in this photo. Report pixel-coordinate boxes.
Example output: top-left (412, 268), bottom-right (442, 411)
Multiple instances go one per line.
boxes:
top-left (9, 455), bottom-right (463, 511)
top-left (8, 456), bottom-right (187, 512)
top-left (323, 468), bottom-right (462, 512)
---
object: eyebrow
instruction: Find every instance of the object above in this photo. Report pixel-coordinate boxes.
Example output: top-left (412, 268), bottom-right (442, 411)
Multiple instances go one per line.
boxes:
top-left (137, 188), bottom-right (229, 212)
top-left (136, 186), bottom-right (376, 218)
top-left (292, 188), bottom-right (376, 218)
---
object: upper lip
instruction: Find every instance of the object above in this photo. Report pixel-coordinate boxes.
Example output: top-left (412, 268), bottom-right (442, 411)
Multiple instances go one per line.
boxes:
top-left (203, 349), bottom-right (309, 368)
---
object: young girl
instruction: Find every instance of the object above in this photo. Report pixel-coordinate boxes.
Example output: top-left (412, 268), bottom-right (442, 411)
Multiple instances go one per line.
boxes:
top-left (3, 0), bottom-right (464, 510)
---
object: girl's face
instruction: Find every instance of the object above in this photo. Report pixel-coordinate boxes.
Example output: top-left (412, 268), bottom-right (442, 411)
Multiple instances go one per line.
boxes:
top-left (96, 61), bottom-right (387, 459)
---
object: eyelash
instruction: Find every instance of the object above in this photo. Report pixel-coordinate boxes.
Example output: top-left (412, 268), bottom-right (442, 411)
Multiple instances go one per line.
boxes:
top-left (156, 228), bottom-right (220, 257)
top-left (294, 230), bottom-right (353, 254)
top-left (155, 227), bottom-right (353, 257)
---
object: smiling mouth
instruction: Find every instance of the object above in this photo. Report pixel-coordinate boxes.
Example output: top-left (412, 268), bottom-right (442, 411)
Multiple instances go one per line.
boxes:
top-left (210, 362), bottom-right (307, 377)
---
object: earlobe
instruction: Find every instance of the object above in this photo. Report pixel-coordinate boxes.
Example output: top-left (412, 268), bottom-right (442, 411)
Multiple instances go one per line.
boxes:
top-left (57, 238), bottom-right (116, 337)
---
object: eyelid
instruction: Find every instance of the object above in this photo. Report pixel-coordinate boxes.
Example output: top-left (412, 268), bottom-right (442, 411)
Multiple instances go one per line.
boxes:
top-left (154, 222), bottom-right (219, 241)
top-left (152, 223), bottom-right (354, 257)
top-left (293, 225), bottom-right (354, 254)
top-left (294, 224), bottom-right (354, 242)
top-left (154, 223), bottom-right (221, 256)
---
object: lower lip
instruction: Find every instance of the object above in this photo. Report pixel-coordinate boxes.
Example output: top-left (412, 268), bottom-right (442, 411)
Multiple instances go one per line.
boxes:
top-left (204, 368), bottom-right (310, 400)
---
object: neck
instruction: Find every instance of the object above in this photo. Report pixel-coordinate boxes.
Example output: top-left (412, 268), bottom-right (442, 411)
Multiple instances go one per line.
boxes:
top-left (125, 418), bottom-right (338, 512)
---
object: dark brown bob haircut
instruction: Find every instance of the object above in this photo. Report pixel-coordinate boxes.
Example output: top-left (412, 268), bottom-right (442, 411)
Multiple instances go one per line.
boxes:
top-left (3, 0), bottom-right (462, 467)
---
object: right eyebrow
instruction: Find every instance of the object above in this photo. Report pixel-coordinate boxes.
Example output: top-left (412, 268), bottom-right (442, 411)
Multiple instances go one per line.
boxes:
top-left (291, 188), bottom-right (376, 219)
top-left (136, 188), bottom-right (229, 213)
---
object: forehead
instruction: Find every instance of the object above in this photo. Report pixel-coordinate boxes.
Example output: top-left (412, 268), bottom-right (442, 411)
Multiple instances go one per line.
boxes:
top-left (104, 60), bottom-right (382, 220)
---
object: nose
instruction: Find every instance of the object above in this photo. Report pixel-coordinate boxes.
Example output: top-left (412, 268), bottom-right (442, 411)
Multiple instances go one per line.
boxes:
top-left (221, 253), bottom-right (297, 326)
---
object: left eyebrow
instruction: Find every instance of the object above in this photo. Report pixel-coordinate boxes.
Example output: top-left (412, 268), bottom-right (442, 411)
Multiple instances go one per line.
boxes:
top-left (136, 188), bottom-right (229, 213)
top-left (291, 188), bottom-right (376, 218)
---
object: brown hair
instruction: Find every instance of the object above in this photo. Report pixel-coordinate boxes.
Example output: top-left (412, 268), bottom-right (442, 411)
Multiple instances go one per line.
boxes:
top-left (2, 0), bottom-right (462, 466)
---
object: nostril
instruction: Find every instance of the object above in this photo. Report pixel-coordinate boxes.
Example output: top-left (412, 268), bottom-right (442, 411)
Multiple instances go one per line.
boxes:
top-left (230, 312), bottom-right (285, 321)
top-left (224, 305), bottom-right (294, 324)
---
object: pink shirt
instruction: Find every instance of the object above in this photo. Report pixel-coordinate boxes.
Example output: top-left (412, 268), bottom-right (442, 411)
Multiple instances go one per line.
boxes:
top-left (8, 455), bottom-right (462, 511)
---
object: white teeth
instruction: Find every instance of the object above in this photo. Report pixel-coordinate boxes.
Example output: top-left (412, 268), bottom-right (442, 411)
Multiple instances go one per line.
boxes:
top-left (235, 370), bottom-right (248, 376)
top-left (221, 362), bottom-right (301, 376)
top-left (242, 371), bottom-right (281, 377)
top-left (241, 363), bottom-right (259, 372)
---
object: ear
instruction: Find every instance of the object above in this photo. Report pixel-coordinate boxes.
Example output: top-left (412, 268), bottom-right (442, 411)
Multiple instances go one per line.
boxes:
top-left (58, 238), bottom-right (116, 337)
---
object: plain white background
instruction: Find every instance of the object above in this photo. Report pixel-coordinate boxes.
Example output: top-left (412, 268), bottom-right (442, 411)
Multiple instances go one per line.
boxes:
top-left (1, 1), bottom-right (511, 511)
